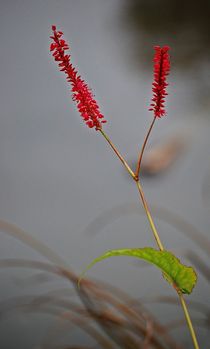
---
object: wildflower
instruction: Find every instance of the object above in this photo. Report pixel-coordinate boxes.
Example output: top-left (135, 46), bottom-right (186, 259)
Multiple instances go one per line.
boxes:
top-left (50, 25), bottom-right (106, 130)
top-left (149, 46), bottom-right (170, 118)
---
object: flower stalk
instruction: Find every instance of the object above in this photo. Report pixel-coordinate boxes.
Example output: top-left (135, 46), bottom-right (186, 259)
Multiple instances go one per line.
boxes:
top-left (99, 129), bottom-right (136, 180)
top-left (179, 292), bottom-right (200, 349)
top-left (135, 116), bottom-right (156, 179)
top-left (50, 27), bottom-right (200, 349)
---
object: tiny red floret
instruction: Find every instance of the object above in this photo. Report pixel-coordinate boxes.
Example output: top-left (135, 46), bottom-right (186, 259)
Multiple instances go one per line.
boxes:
top-left (50, 25), bottom-right (106, 130)
top-left (149, 46), bottom-right (170, 118)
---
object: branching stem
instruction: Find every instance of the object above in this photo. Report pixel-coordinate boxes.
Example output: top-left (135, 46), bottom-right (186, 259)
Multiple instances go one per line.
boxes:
top-left (99, 127), bottom-right (200, 349)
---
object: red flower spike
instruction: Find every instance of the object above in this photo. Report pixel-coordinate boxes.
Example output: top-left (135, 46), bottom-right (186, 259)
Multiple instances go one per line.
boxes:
top-left (149, 46), bottom-right (170, 118)
top-left (50, 25), bottom-right (106, 130)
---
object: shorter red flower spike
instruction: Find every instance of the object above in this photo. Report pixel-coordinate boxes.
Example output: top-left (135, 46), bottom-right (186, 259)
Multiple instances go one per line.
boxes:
top-left (149, 46), bottom-right (170, 118)
top-left (50, 25), bottom-right (106, 130)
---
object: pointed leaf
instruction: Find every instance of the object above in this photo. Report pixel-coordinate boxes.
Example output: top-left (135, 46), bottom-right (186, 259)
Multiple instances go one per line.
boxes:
top-left (79, 247), bottom-right (197, 294)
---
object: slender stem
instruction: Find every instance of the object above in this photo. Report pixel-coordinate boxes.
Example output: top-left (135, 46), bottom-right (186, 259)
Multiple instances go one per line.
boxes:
top-left (136, 180), bottom-right (164, 251)
top-left (178, 293), bottom-right (200, 349)
top-left (99, 128), bottom-right (164, 251)
top-left (99, 129), bottom-right (136, 180)
top-left (99, 127), bottom-right (200, 349)
top-left (135, 121), bottom-right (200, 348)
top-left (136, 180), bottom-right (200, 349)
top-left (135, 117), bottom-right (156, 179)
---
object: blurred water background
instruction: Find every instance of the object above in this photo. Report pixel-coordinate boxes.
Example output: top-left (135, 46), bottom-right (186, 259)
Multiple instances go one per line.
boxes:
top-left (0, 0), bottom-right (210, 347)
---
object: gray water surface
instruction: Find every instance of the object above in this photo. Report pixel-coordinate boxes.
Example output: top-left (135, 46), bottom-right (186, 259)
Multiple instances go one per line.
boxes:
top-left (0, 1), bottom-right (210, 347)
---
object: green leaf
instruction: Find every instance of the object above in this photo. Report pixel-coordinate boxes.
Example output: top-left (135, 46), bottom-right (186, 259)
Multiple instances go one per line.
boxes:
top-left (79, 247), bottom-right (197, 294)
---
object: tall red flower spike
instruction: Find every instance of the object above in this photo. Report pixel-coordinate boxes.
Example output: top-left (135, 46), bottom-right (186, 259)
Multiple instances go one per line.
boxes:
top-left (149, 46), bottom-right (170, 118)
top-left (50, 25), bottom-right (106, 130)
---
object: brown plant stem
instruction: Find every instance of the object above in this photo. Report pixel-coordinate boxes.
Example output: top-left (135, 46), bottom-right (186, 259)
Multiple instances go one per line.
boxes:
top-left (178, 292), bottom-right (200, 349)
top-left (135, 180), bottom-right (164, 251)
top-left (136, 181), bottom-right (199, 349)
top-left (135, 116), bottom-right (156, 179)
top-left (99, 129), bottom-right (136, 180)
